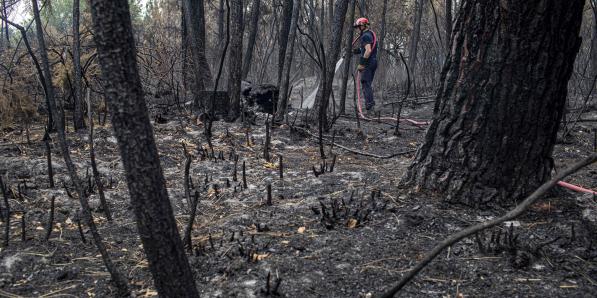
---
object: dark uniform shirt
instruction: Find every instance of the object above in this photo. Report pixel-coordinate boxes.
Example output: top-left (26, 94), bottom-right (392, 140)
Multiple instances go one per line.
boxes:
top-left (360, 30), bottom-right (377, 60)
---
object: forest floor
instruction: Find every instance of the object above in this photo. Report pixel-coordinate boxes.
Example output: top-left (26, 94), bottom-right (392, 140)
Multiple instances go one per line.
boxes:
top-left (0, 99), bottom-right (596, 297)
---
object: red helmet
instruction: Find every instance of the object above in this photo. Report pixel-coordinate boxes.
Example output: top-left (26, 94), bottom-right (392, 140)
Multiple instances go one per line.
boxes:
top-left (353, 17), bottom-right (370, 28)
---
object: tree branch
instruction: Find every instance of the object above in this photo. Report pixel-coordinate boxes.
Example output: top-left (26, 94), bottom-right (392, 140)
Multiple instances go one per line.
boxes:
top-left (379, 153), bottom-right (597, 297)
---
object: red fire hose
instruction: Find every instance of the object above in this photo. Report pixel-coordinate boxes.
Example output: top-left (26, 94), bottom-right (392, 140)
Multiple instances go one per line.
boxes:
top-left (355, 71), bottom-right (429, 126)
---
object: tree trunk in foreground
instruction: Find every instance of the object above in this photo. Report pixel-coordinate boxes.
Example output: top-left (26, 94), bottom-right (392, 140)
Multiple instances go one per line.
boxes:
top-left (402, 0), bottom-right (585, 207)
top-left (88, 0), bottom-right (199, 296)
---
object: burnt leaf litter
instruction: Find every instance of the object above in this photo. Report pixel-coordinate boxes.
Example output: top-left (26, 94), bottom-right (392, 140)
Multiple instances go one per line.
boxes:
top-left (0, 102), bottom-right (596, 297)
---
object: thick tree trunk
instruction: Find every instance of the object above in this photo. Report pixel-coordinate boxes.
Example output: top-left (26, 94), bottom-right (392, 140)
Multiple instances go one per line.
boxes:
top-left (88, 0), bottom-right (199, 296)
top-left (227, 0), bottom-right (244, 120)
top-left (277, 0), bottom-right (293, 86)
top-left (445, 0), bottom-right (452, 51)
top-left (408, 0), bottom-right (425, 93)
top-left (242, 0), bottom-right (261, 79)
top-left (274, 0), bottom-right (300, 123)
top-left (312, 0), bottom-right (349, 127)
top-left (338, 0), bottom-right (356, 115)
top-left (183, 0), bottom-right (212, 95)
top-left (402, 0), bottom-right (585, 207)
top-left (72, 0), bottom-right (86, 131)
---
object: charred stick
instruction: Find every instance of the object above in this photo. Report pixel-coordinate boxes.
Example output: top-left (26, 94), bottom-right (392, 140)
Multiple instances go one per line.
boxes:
top-left (182, 143), bottom-right (192, 208)
top-left (1, 177), bottom-right (9, 247)
top-left (242, 161), bottom-right (248, 189)
top-left (43, 129), bottom-right (55, 188)
top-left (183, 191), bottom-right (200, 250)
top-left (279, 155), bottom-right (283, 179)
top-left (76, 216), bottom-right (86, 243)
top-left (264, 120), bottom-right (271, 162)
top-left (266, 184), bottom-right (272, 206)
top-left (90, 128), bottom-right (111, 219)
top-left (45, 196), bottom-right (56, 241)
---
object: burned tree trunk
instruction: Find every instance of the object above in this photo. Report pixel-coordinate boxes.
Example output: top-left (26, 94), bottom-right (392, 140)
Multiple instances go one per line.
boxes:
top-left (408, 0), bottom-right (425, 93)
top-left (88, 0), bottom-right (199, 296)
top-left (402, 0), bottom-right (585, 206)
top-left (312, 0), bottom-right (350, 127)
top-left (227, 0), bottom-right (244, 120)
top-left (72, 0), bottom-right (86, 131)
top-left (274, 0), bottom-right (300, 124)
top-left (338, 0), bottom-right (356, 115)
top-left (183, 0), bottom-right (212, 94)
top-left (590, 0), bottom-right (597, 81)
top-left (32, 0), bottom-right (57, 131)
top-left (2, 0), bottom-right (8, 48)
top-left (242, 0), bottom-right (261, 79)
top-left (445, 0), bottom-right (452, 51)
top-left (277, 0), bottom-right (293, 86)
top-left (218, 0), bottom-right (225, 40)
top-left (378, 0), bottom-right (388, 56)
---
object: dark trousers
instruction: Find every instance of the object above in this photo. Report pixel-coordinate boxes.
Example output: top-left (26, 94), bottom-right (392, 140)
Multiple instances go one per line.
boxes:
top-left (360, 58), bottom-right (377, 108)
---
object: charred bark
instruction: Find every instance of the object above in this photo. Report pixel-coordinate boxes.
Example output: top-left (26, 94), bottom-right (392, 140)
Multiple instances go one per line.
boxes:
top-left (312, 0), bottom-right (350, 128)
top-left (88, 0), bottom-right (198, 296)
top-left (402, 0), bottom-right (585, 207)
top-left (218, 0), bottom-right (225, 40)
top-left (277, 0), bottom-right (293, 86)
top-left (408, 0), bottom-right (425, 94)
top-left (338, 0), bottom-right (356, 115)
top-left (378, 0), bottom-right (389, 56)
top-left (72, 0), bottom-right (86, 131)
top-left (2, 0), bottom-right (8, 47)
top-left (32, 0), bottom-right (58, 131)
top-left (589, 0), bottom-right (597, 81)
top-left (274, 0), bottom-right (300, 124)
top-left (445, 0), bottom-right (452, 51)
top-left (227, 0), bottom-right (244, 120)
top-left (242, 0), bottom-right (261, 79)
top-left (183, 0), bottom-right (213, 95)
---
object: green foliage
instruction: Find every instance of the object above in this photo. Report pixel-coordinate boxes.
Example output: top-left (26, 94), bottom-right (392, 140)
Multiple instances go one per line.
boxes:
top-left (36, 0), bottom-right (144, 32)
